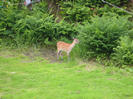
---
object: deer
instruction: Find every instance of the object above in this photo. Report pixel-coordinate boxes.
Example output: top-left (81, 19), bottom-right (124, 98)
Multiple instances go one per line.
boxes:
top-left (57, 38), bottom-right (79, 60)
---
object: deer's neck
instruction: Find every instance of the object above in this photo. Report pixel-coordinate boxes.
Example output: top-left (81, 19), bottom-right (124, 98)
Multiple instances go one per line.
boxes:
top-left (70, 41), bottom-right (76, 49)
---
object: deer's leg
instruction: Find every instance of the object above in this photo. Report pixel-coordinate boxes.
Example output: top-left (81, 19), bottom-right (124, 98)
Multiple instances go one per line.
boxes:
top-left (57, 50), bottom-right (61, 60)
top-left (57, 50), bottom-right (60, 59)
top-left (60, 51), bottom-right (63, 60)
top-left (67, 52), bottom-right (70, 61)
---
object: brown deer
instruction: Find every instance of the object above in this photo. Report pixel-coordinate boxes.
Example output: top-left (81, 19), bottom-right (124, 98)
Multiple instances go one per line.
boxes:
top-left (57, 38), bottom-right (79, 60)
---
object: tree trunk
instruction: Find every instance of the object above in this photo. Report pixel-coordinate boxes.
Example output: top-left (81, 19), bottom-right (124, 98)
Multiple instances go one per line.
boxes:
top-left (18, 0), bottom-right (23, 8)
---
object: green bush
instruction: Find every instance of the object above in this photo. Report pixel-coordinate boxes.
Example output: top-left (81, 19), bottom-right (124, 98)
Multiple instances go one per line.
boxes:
top-left (77, 15), bottom-right (131, 59)
top-left (14, 15), bottom-right (77, 46)
top-left (60, 2), bottom-right (92, 22)
top-left (59, 0), bottom-right (129, 22)
top-left (0, 3), bottom-right (77, 47)
top-left (112, 36), bottom-right (133, 66)
top-left (59, 0), bottom-right (128, 6)
top-left (78, 0), bottom-right (128, 6)
top-left (95, 5), bottom-right (129, 16)
top-left (0, 5), bottom-right (31, 47)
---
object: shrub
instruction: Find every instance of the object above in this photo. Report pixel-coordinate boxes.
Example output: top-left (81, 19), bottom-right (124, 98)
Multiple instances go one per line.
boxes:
top-left (13, 15), bottom-right (77, 46)
top-left (60, 2), bottom-right (92, 22)
top-left (112, 36), bottom-right (133, 66)
top-left (0, 5), bottom-right (33, 47)
top-left (59, 0), bottom-right (128, 6)
top-left (77, 15), bottom-right (131, 59)
top-left (59, 0), bottom-right (129, 22)
top-left (0, 3), bottom-right (77, 47)
top-left (95, 5), bottom-right (129, 16)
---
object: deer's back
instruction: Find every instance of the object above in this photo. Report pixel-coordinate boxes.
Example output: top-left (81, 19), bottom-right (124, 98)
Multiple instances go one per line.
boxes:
top-left (57, 41), bottom-right (71, 52)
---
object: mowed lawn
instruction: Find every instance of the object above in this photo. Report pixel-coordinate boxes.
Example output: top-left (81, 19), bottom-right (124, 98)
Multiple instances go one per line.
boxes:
top-left (0, 51), bottom-right (133, 99)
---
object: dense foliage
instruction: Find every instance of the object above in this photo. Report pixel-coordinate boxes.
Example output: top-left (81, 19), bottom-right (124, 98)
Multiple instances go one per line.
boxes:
top-left (59, 1), bottom-right (129, 22)
top-left (112, 36), bottom-right (133, 66)
top-left (59, 0), bottom-right (128, 6)
top-left (77, 15), bottom-right (132, 58)
top-left (0, 2), bottom-right (77, 47)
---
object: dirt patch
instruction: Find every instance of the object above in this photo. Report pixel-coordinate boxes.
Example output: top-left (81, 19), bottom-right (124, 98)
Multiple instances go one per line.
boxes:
top-left (39, 48), bottom-right (58, 63)
top-left (0, 50), bottom-right (16, 58)
top-left (23, 48), bottom-right (58, 63)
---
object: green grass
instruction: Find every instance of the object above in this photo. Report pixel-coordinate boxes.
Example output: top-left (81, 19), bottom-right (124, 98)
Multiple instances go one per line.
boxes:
top-left (0, 50), bottom-right (133, 99)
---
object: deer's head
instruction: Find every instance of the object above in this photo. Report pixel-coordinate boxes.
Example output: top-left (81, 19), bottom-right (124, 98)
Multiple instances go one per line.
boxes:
top-left (73, 38), bottom-right (79, 44)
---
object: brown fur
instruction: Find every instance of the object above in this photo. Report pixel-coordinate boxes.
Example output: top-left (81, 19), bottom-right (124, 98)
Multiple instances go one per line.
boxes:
top-left (57, 39), bottom-right (79, 60)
